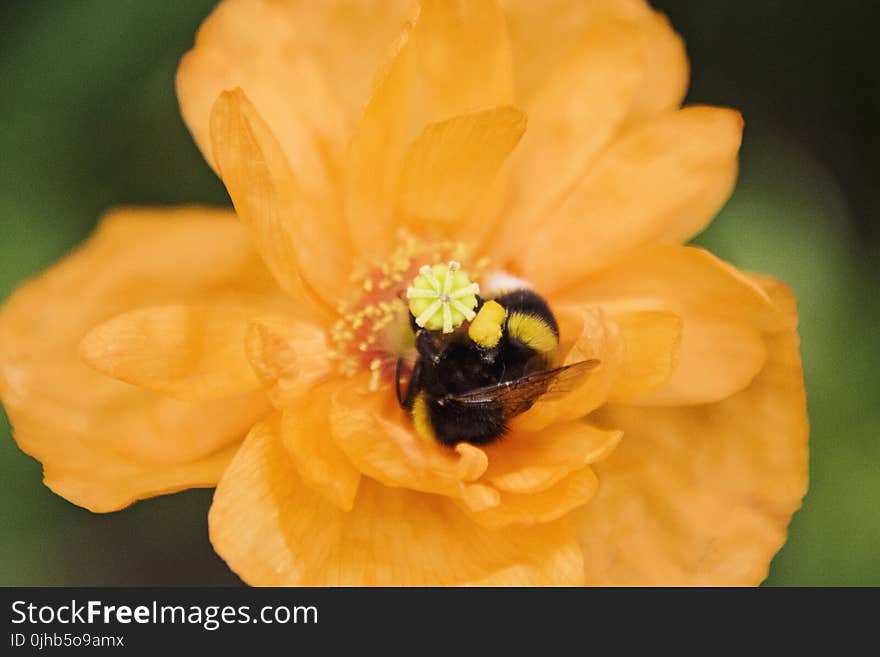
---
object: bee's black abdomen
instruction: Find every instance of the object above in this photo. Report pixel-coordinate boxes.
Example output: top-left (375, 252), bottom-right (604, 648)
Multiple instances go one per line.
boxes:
top-left (428, 398), bottom-right (506, 446)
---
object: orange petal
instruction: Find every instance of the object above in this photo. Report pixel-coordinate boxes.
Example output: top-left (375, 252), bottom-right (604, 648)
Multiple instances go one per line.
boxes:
top-left (502, 0), bottom-right (687, 114)
top-left (416, 0), bottom-right (514, 119)
top-left (606, 309), bottom-right (682, 402)
top-left (244, 316), bottom-right (331, 408)
top-left (491, 14), bottom-right (646, 263)
top-left (640, 318), bottom-right (767, 406)
top-left (522, 107), bottom-right (744, 291)
top-left (749, 273), bottom-right (799, 322)
top-left (579, 320), bottom-right (808, 585)
top-left (209, 88), bottom-right (345, 316)
top-left (280, 381), bottom-right (360, 512)
top-left (0, 207), bottom-right (285, 510)
top-left (484, 422), bottom-right (622, 494)
top-left (79, 305), bottom-right (260, 401)
top-left (461, 467), bottom-right (599, 529)
top-left (563, 245), bottom-right (783, 330)
top-left (345, 21), bottom-right (418, 262)
top-left (13, 407), bottom-right (241, 514)
top-left (397, 106), bottom-right (526, 227)
top-left (559, 245), bottom-right (783, 405)
top-left (626, 7), bottom-right (689, 120)
top-left (209, 415), bottom-right (584, 585)
top-left (329, 375), bottom-right (492, 502)
top-left (512, 306), bottom-right (624, 432)
top-left (177, 0), bottom-right (414, 198)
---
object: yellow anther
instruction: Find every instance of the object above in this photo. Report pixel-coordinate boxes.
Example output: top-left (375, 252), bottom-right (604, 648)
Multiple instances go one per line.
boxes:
top-left (406, 261), bottom-right (480, 334)
top-left (330, 232), bottom-right (479, 379)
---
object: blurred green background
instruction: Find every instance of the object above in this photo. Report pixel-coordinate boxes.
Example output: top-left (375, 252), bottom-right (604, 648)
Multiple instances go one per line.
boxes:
top-left (0, 1), bottom-right (877, 586)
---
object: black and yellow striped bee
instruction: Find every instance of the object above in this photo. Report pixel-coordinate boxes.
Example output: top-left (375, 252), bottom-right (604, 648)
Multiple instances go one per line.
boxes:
top-left (396, 287), bottom-right (598, 446)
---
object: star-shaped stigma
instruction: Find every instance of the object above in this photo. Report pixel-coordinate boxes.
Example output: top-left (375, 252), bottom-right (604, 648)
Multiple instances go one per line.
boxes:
top-left (406, 261), bottom-right (480, 334)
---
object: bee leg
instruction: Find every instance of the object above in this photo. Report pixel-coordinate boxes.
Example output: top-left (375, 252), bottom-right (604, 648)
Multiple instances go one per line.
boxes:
top-left (415, 329), bottom-right (443, 364)
top-left (396, 358), bottom-right (421, 410)
top-left (395, 358), bottom-right (406, 407)
top-left (408, 310), bottom-right (420, 335)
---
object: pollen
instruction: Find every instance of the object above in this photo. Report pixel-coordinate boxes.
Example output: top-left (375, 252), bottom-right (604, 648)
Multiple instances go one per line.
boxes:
top-left (329, 231), bottom-right (488, 382)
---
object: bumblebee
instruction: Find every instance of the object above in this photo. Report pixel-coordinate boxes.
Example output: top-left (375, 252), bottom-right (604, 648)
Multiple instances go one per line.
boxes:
top-left (396, 287), bottom-right (598, 446)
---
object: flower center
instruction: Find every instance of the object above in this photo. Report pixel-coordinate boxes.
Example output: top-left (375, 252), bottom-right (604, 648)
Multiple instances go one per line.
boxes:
top-left (329, 233), bottom-right (488, 389)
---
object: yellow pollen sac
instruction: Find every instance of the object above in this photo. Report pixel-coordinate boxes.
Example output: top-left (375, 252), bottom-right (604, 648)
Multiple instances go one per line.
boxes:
top-left (406, 261), bottom-right (479, 333)
top-left (468, 300), bottom-right (507, 348)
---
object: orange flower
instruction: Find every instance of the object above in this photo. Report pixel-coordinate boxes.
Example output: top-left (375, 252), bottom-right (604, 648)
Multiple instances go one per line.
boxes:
top-left (0, 0), bottom-right (808, 586)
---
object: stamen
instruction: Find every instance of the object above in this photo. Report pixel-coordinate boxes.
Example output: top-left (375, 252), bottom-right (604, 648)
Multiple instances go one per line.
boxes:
top-left (369, 358), bottom-right (383, 391)
top-left (329, 231), bottom-right (490, 383)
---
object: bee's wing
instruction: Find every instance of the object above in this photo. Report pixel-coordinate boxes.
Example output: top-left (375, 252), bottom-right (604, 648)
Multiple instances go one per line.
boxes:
top-left (533, 358), bottom-right (601, 399)
top-left (447, 359), bottom-right (600, 420)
